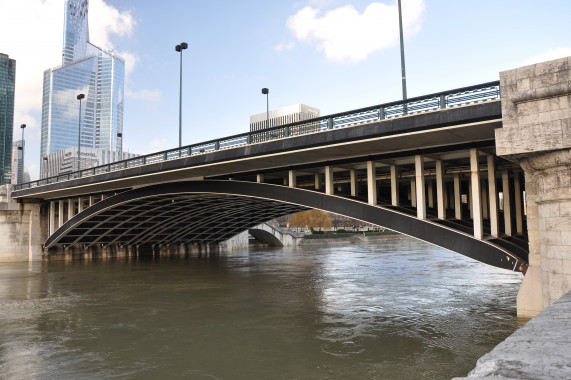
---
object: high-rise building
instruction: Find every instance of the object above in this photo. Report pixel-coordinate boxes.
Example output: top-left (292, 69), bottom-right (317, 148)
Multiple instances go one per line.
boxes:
top-left (40, 0), bottom-right (125, 177)
top-left (0, 53), bottom-right (15, 185)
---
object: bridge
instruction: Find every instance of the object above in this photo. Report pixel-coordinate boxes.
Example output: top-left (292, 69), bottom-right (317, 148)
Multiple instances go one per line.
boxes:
top-left (3, 56), bottom-right (571, 317)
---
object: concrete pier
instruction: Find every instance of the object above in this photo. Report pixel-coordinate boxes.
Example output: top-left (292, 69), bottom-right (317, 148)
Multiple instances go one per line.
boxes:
top-left (0, 185), bottom-right (45, 262)
top-left (496, 56), bottom-right (571, 317)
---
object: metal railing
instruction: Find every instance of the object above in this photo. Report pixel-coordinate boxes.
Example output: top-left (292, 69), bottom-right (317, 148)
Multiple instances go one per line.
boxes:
top-left (15, 81), bottom-right (500, 191)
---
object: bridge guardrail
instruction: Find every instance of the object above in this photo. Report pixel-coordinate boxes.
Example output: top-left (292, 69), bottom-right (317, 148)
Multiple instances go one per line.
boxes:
top-left (16, 81), bottom-right (500, 191)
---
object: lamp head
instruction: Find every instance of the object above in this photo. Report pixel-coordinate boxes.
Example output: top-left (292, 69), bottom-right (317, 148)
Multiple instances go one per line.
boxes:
top-left (261, 88), bottom-right (269, 95)
top-left (20, 124), bottom-right (26, 129)
top-left (77, 94), bottom-right (85, 100)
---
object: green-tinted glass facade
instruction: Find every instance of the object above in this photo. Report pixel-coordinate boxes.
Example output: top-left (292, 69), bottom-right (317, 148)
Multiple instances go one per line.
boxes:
top-left (0, 53), bottom-right (15, 185)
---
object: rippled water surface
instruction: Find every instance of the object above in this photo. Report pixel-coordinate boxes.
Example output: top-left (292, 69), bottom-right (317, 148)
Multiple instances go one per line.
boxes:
top-left (0, 238), bottom-right (523, 379)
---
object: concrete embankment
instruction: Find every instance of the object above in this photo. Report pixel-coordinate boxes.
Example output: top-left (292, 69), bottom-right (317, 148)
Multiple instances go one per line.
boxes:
top-left (453, 290), bottom-right (571, 379)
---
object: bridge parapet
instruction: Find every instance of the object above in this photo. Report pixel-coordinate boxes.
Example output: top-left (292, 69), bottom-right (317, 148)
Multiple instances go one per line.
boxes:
top-left (496, 56), bottom-right (571, 317)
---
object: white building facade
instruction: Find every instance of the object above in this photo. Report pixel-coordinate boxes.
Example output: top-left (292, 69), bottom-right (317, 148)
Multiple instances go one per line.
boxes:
top-left (250, 104), bottom-right (320, 132)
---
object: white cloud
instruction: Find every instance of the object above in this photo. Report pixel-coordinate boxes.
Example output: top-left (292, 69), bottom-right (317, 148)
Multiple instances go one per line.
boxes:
top-left (149, 138), bottom-right (168, 150)
top-left (286, 0), bottom-right (425, 63)
top-left (126, 89), bottom-right (162, 102)
top-left (274, 42), bottom-right (296, 52)
top-left (522, 47), bottom-right (571, 66)
top-left (0, 0), bottom-right (136, 132)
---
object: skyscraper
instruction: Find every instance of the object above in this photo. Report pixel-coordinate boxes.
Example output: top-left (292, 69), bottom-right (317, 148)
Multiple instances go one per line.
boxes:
top-left (0, 53), bottom-right (15, 185)
top-left (41, 0), bottom-right (125, 177)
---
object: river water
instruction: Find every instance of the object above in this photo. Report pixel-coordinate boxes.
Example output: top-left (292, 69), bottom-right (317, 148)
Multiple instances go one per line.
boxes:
top-left (0, 238), bottom-right (523, 379)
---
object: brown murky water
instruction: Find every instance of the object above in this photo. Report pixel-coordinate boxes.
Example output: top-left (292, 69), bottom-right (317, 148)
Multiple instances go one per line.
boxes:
top-left (0, 238), bottom-right (523, 379)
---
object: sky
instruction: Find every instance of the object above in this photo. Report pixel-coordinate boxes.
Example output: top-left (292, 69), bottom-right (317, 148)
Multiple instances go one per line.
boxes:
top-left (1, 0), bottom-right (570, 180)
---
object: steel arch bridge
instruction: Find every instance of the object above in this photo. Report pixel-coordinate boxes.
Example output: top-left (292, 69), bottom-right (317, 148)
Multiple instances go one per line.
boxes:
top-left (46, 180), bottom-right (526, 272)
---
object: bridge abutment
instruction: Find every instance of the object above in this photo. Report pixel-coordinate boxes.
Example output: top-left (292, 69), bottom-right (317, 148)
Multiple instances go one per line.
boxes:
top-left (0, 185), bottom-right (46, 262)
top-left (496, 56), bottom-right (571, 317)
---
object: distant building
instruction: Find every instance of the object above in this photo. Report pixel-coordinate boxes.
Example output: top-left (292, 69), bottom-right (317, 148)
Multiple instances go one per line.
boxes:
top-left (40, 0), bottom-right (125, 178)
top-left (11, 140), bottom-right (26, 185)
top-left (250, 104), bottom-right (320, 132)
top-left (0, 53), bottom-right (15, 185)
top-left (42, 147), bottom-right (138, 179)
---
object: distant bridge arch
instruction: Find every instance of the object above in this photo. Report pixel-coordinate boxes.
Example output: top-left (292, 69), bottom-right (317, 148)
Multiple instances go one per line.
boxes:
top-left (46, 180), bottom-right (526, 271)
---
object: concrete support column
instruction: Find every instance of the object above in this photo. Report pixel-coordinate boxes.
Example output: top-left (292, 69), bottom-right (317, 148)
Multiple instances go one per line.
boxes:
top-left (469, 185), bottom-right (473, 219)
top-left (366, 161), bottom-right (377, 205)
top-left (49, 200), bottom-right (55, 235)
top-left (481, 184), bottom-right (488, 220)
top-left (288, 170), bottom-right (296, 188)
top-left (470, 148), bottom-right (484, 240)
top-left (257, 174), bottom-right (264, 183)
top-left (410, 179), bottom-right (416, 207)
top-left (68, 198), bottom-right (74, 220)
top-left (427, 180), bottom-right (434, 209)
top-left (454, 174), bottom-right (462, 219)
top-left (78, 197), bottom-right (84, 213)
top-left (435, 160), bottom-right (445, 220)
top-left (414, 155), bottom-right (426, 220)
top-left (514, 172), bottom-right (523, 234)
top-left (350, 169), bottom-right (358, 197)
top-left (314, 173), bottom-right (322, 191)
top-left (502, 170), bottom-right (513, 236)
top-left (487, 155), bottom-right (500, 237)
top-left (89, 195), bottom-right (94, 207)
top-left (58, 200), bottom-right (64, 228)
top-left (325, 166), bottom-right (334, 195)
top-left (390, 165), bottom-right (399, 206)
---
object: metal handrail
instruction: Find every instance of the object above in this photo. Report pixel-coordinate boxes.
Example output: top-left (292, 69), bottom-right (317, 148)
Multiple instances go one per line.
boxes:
top-left (15, 81), bottom-right (500, 191)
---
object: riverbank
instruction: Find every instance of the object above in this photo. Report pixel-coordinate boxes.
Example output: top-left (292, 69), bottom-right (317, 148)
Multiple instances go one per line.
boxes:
top-left (453, 290), bottom-right (571, 379)
top-left (299, 232), bottom-right (406, 246)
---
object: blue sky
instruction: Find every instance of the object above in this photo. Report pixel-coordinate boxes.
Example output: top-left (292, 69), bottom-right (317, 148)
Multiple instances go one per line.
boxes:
top-left (1, 0), bottom-right (570, 179)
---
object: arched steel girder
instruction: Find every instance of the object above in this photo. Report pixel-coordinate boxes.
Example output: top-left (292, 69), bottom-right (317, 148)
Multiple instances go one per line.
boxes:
top-left (46, 180), bottom-right (526, 272)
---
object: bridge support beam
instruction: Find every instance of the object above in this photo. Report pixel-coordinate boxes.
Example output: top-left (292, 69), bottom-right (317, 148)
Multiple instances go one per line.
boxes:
top-left (470, 148), bottom-right (484, 240)
top-left (435, 160), bottom-right (445, 219)
top-left (350, 169), bottom-right (358, 197)
top-left (288, 170), bottom-right (296, 188)
top-left (390, 165), bottom-right (399, 206)
top-left (325, 166), bottom-right (334, 195)
top-left (502, 170), bottom-right (513, 236)
top-left (496, 56), bottom-right (571, 317)
top-left (487, 155), bottom-right (500, 237)
top-left (314, 173), bottom-right (322, 191)
top-left (514, 172), bottom-right (523, 234)
top-left (367, 161), bottom-right (377, 205)
top-left (415, 155), bottom-right (426, 220)
top-left (453, 174), bottom-right (462, 220)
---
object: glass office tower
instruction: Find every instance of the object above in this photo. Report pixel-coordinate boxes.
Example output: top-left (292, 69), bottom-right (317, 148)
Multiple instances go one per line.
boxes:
top-left (0, 53), bottom-right (15, 185)
top-left (41, 0), bottom-right (125, 177)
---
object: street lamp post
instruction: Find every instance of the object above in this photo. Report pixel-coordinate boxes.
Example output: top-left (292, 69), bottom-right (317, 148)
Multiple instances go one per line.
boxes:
top-left (175, 42), bottom-right (188, 149)
top-left (261, 88), bottom-right (269, 129)
top-left (397, 0), bottom-right (407, 101)
top-left (43, 157), bottom-right (48, 178)
top-left (77, 93), bottom-right (85, 172)
top-left (117, 132), bottom-right (123, 161)
top-left (20, 124), bottom-right (26, 184)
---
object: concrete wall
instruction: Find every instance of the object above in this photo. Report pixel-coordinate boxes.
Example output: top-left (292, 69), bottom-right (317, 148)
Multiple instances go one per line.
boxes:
top-left (0, 185), bottom-right (45, 262)
top-left (496, 56), bottom-right (571, 317)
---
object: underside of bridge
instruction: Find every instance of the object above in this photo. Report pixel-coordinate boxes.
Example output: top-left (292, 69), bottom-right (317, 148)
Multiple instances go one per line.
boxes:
top-left (46, 180), bottom-right (526, 272)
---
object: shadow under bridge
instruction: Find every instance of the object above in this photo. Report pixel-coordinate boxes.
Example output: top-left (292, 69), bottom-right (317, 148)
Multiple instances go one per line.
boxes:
top-left (46, 180), bottom-right (526, 271)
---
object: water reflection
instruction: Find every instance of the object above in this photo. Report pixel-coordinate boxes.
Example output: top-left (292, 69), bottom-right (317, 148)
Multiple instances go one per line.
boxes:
top-left (0, 238), bottom-right (522, 379)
